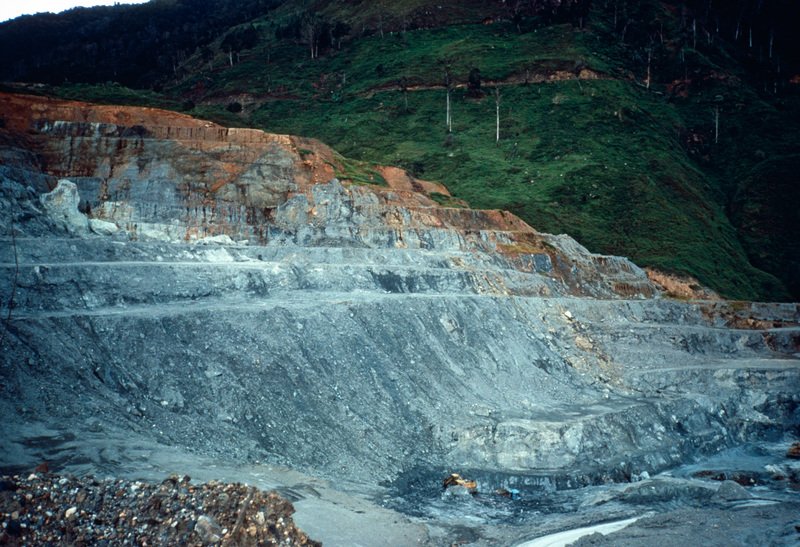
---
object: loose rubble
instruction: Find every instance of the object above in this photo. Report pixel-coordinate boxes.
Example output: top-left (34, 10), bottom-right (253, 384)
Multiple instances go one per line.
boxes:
top-left (0, 473), bottom-right (320, 546)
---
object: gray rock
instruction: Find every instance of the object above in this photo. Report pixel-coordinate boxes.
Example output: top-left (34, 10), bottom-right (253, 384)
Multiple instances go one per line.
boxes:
top-left (714, 480), bottom-right (751, 501)
top-left (194, 515), bottom-right (222, 543)
top-left (89, 218), bottom-right (119, 236)
top-left (39, 179), bottom-right (89, 234)
top-left (198, 234), bottom-right (235, 246)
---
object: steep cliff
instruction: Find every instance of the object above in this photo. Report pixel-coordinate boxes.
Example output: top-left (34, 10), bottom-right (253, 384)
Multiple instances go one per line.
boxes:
top-left (1, 92), bottom-right (798, 545)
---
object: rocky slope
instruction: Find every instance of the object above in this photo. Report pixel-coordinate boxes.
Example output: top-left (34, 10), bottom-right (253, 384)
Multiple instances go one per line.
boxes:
top-left (1, 92), bottom-right (799, 545)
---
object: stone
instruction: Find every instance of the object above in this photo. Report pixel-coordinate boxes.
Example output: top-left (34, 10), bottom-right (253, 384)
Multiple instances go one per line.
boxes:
top-left (787, 442), bottom-right (800, 459)
top-left (714, 480), bottom-right (751, 501)
top-left (198, 234), bottom-right (235, 246)
top-left (194, 515), bottom-right (222, 543)
top-left (0, 472), bottom-right (318, 545)
top-left (39, 179), bottom-right (89, 234)
top-left (89, 218), bottom-right (119, 236)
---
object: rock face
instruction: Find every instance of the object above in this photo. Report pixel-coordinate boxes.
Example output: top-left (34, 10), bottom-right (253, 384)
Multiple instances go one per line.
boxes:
top-left (38, 179), bottom-right (89, 234)
top-left (0, 91), bottom-right (655, 299)
top-left (0, 91), bottom-right (799, 500)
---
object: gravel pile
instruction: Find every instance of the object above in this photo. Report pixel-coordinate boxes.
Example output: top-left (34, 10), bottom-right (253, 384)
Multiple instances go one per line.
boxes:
top-left (0, 472), bottom-right (320, 545)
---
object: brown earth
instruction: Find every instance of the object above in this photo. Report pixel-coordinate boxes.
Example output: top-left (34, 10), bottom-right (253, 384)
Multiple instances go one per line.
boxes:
top-left (645, 268), bottom-right (720, 300)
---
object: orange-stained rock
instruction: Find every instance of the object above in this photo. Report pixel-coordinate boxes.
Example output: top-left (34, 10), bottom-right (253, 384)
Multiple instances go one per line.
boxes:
top-left (0, 91), bottom-right (658, 298)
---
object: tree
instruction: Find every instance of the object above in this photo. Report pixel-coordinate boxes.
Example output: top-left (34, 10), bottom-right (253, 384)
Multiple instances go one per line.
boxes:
top-left (444, 65), bottom-right (453, 133)
top-left (301, 14), bottom-right (320, 59)
top-left (713, 105), bottom-right (720, 144)
top-left (221, 25), bottom-right (259, 66)
top-left (494, 86), bottom-right (501, 144)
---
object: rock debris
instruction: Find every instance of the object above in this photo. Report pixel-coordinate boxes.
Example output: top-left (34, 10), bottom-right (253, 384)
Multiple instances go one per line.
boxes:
top-left (0, 473), bottom-right (320, 546)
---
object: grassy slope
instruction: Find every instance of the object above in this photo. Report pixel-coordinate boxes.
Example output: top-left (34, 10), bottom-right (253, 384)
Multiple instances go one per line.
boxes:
top-left (45, 4), bottom-right (796, 300)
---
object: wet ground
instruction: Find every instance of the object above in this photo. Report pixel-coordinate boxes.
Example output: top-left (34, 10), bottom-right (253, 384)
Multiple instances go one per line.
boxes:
top-left (383, 439), bottom-right (800, 546)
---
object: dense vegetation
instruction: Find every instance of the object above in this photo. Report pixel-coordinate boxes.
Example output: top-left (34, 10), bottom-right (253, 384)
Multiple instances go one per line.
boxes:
top-left (1, 0), bottom-right (798, 300)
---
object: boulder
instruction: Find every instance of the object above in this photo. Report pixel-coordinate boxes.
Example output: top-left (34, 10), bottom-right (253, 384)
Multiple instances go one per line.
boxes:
top-left (194, 514), bottom-right (222, 543)
top-left (39, 179), bottom-right (89, 234)
top-left (714, 480), bottom-right (751, 501)
top-left (89, 218), bottom-right (119, 236)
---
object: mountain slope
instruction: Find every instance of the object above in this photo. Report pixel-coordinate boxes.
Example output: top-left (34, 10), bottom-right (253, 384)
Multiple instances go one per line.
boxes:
top-left (1, 0), bottom-right (798, 300)
top-left (1, 91), bottom-right (799, 545)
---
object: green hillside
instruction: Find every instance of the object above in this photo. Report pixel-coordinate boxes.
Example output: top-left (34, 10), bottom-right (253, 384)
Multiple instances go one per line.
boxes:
top-left (2, 0), bottom-right (798, 300)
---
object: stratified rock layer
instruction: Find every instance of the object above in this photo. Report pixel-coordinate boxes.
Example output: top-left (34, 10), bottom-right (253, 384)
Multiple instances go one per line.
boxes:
top-left (0, 92), bottom-right (798, 495)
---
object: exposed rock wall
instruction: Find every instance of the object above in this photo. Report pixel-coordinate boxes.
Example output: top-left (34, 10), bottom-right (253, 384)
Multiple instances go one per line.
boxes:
top-left (0, 92), bottom-right (798, 495)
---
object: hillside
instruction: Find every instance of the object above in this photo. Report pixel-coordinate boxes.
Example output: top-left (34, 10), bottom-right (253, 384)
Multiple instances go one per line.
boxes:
top-left (2, 89), bottom-right (800, 546)
top-left (1, 0), bottom-right (798, 300)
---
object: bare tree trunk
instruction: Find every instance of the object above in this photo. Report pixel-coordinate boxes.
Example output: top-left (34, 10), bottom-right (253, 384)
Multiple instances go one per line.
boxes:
top-left (444, 67), bottom-right (452, 132)
top-left (714, 106), bottom-right (719, 144)
top-left (769, 29), bottom-right (774, 58)
top-left (692, 19), bottom-right (696, 49)
top-left (495, 87), bottom-right (501, 143)
top-left (303, 20), bottom-right (317, 59)
top-left (228, 50), bottom-right (234, 67)
top-left (646, 47), bottom-right (652, 89)
top-left (682, 49), bottom-right (687, 80)
top-left (446, 89), bottom-right (452, 132)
